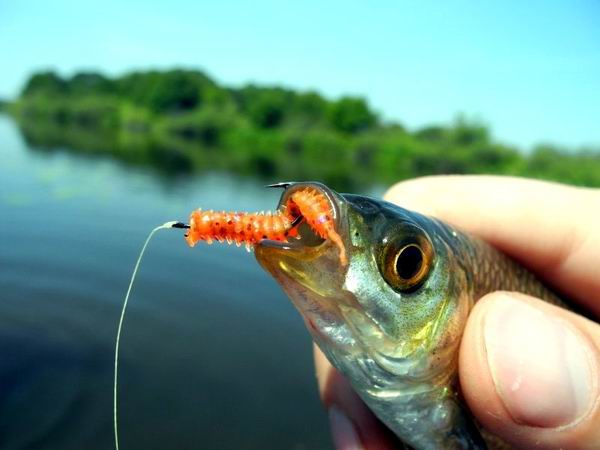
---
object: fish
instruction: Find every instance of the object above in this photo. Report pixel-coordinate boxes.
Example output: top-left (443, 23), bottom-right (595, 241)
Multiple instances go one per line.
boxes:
top-left (254, 181), bottom-right (566, 450)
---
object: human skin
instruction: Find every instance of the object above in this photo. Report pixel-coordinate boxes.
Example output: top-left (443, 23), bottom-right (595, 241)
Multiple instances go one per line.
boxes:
top-left (314, 175), bottom-right (600, 450)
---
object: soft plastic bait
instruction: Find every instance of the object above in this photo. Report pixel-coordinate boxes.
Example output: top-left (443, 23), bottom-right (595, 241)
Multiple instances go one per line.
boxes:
top-left (185, 210), bottom-right (298, 249)
top-left (184, 187), bottom-right (347, 265)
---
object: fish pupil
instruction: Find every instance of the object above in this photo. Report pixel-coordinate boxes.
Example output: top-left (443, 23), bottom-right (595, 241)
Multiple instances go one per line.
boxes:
top-left (396, 245), bottom-right (423, 280)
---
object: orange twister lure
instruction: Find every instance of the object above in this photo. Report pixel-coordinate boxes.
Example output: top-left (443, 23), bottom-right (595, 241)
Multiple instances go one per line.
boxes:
top-left (184, 187), bottom-right (347, 266)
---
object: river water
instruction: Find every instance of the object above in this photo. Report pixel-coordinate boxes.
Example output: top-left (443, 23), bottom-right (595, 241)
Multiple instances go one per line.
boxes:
top-left (0, 115), bottom-right (347, 449)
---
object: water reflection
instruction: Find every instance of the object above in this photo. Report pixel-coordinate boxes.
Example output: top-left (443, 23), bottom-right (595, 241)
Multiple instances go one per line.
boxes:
top-left (16, 118), bottom-right (367, 192)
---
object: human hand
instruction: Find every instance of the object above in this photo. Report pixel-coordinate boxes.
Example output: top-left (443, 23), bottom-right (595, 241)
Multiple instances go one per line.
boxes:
top-left (315, 175), bottom-right (600, 450)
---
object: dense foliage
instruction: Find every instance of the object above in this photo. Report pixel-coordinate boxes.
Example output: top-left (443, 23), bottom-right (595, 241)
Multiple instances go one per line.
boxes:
top-left (12, 69), bottom-right (600, 190)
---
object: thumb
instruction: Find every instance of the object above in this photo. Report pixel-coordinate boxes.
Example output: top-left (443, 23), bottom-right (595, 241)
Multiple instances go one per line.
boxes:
top-left (459, 292), bottom-right (600, 450)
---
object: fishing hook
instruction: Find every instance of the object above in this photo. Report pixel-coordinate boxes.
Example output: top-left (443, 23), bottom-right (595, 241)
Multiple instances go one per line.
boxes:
top-left (265, 181), bottom-right (294, 189)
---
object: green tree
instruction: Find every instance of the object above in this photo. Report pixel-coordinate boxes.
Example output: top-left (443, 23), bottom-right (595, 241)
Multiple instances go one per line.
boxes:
top-left (292, 91), bottom-right (327, 123)
top-left (117, 69), bottom-right (219, 113)
top-left (415, 125), bottom-right (446, 142)
top-left (22, 71), bottom-right (67, 97)
top-left (450, 116), bottom-right (489, 146)
top-left (68, 72), bottom-right (115, 96)
top-left (327, 96), bottom-right (377, 133)
top-left (234, 85), bottom-right (292, 129)
top-left (146, 70), bottom-right (203, 112)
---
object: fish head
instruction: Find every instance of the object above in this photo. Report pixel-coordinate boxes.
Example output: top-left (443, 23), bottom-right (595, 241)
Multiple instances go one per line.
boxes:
top-left (255, 183), bottom-right (471, 387)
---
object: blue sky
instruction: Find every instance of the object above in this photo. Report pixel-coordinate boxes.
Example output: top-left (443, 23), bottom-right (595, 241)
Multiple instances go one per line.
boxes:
top-left (1, 0), bottom-right (598, 149)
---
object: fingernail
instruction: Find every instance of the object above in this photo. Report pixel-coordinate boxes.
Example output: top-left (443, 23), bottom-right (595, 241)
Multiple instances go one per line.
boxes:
top-left (329, 405), bottom-right (364, 450)
top-left (484, 294), bottom-right (597, 428)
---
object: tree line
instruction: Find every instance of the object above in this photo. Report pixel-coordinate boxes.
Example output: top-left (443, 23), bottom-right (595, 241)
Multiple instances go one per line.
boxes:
top-left (10, 68), bottom-right (600, 190)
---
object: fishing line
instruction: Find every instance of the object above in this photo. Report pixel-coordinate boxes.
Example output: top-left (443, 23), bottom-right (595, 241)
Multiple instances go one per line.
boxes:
top-left (114, 221), bottom-right (184, 450)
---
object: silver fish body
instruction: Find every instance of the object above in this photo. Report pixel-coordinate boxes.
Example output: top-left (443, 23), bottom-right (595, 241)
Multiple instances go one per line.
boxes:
top-left (255, 182), bottom-right (564, 450)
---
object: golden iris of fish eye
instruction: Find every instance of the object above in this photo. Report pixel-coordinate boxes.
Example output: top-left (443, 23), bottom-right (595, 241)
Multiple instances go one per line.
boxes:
top-left (382, 236), bottom-right (433, 292)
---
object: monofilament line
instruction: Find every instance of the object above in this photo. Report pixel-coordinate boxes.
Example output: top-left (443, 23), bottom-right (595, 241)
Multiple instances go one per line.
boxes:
top-left (114, 221), bottom-right (180, 450)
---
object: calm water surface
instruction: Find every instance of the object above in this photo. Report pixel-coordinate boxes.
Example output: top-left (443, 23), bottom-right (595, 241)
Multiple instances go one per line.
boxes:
top-left (0, 115), bottom-right (343, 449)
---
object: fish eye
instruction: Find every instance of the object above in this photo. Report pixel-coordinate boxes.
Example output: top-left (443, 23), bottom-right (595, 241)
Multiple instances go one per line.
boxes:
top-left (381, 228), bottom-right (433, 292)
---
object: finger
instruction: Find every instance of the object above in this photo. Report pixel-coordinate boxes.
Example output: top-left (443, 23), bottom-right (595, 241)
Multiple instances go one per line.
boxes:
top-left (384, 175), bottom-right (600, 315)
top-left (459, 291), bottom-right (600, 450)
top-left (314, 346), bottom-right (400, 449)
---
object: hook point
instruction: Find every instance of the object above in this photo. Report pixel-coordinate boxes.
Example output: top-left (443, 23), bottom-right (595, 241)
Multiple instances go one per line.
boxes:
top-left (266, 181), bottom-right (294, 189)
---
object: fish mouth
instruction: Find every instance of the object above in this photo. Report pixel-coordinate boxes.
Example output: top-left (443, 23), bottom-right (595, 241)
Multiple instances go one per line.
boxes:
top-left (256, 181), bottom-right (346, 258)
top-left (255, 182), bottom-right (350, 332)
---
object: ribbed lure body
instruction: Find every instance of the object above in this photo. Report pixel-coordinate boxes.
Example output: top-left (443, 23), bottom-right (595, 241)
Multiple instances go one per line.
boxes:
top-left (184, 187), bottom-right (347, 264)
top-left (185, 210), bottom-right (296, 248)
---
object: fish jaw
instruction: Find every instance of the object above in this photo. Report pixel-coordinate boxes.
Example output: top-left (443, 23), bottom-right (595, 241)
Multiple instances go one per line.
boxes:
top-left (255, 182), bottom-right (356, 349)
